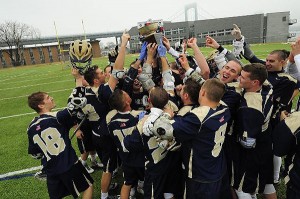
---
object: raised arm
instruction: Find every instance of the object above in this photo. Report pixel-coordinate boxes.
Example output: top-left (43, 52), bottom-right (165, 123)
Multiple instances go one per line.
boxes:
top-left (137, 43), bottom-right (157, 91)
top-left (108, 30), bottom-right (130, 90)
top-left (157, 40), bottom-right (175, 95)
top-left (187, 37), bottom-right (210, 79)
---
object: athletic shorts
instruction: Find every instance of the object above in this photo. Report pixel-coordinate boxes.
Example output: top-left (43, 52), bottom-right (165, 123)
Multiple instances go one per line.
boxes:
top-left (287, 183), bottom-right (300, 199)
top-left (164, 151), bottom-right (184, 198)
top-left (47, 161), bottom-right (94, 199)
top-left (77, 122), bottom-right (95, 154)
top-left (185, 175), bottom-right (231, 199)
top-left (144, 171), bottom-right (169, 199)
top-left (233, 132), bottom-right (273, 193)
top-left (122, 164), bottom-right (144, 186)
top-left (93, 134), bottom-right (118, 173)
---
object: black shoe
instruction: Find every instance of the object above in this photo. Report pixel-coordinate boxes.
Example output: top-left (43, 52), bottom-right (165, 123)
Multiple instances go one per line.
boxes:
top-left (109, 182), bottom-right (118, 191)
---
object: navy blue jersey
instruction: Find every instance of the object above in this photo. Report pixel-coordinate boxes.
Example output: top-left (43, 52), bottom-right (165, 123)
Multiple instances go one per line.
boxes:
top-left (273, 111), bottom-right (300, 190)
top-left (236, 84), bottom-right (273, 140)
top-left (80, 84), bottom-right (112, 136)
top-left (175, 104), bottom-right (197, 179)
top-left (27, 109), bottom-right (78, 176)
top-left (139, 113), bottom-right (174, 175)
top-left (223, 82), bottom-right (242, 135)
top-left (131, 90), bottom-right (149, 111)
top-left (267, 71), bottom-right (298, 111)
top-left (172, 102), bottom-right (231, 182)
top-left (106, 110), bottom-right (145, 167)
top-left (233, 84), bottom-right (274, 193)
top-left (141, 134), bottom-right (173, 176)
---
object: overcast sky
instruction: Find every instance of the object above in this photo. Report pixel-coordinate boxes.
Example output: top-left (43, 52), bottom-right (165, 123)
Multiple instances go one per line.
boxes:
top-left (1, 0), bottom-right (300, 38)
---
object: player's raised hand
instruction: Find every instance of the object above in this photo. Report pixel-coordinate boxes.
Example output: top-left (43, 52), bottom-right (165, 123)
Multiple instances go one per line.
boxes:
top-left (205, 36), bottom-right (220, 49)
top-left (231, 24), bottom-right (242, 40)
top-left (121, 29), bottom-right (130, 46)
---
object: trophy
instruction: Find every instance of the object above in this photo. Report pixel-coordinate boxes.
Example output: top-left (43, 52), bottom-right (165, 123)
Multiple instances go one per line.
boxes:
top-left (137, 19), bottom-right (164, 44)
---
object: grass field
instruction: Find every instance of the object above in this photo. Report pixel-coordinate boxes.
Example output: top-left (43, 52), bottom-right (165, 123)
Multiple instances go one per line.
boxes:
top-left (0, 43), bottom-right (295, 198)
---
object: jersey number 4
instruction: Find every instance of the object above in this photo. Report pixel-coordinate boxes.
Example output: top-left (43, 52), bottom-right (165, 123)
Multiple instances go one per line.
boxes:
top-left (33, 127), bottom-right (66, 161)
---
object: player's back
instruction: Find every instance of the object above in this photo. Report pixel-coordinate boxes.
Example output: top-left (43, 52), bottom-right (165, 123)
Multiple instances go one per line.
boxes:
top-left (27, 110), bottom-right (78, 176)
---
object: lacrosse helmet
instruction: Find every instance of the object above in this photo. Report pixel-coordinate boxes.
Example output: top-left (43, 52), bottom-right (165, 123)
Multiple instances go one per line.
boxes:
top-left (69, 40), bottom-right (93, 74)
top-left (69, 40), bottom-right (92, 63)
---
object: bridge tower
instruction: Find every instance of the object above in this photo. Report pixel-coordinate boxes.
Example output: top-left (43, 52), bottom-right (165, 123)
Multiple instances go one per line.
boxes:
top-left (184, 2), bottom-right (198, 21)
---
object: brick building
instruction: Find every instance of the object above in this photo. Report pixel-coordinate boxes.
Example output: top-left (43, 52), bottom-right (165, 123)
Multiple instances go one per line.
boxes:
top-left (0, 40), bottom-right (101, 68)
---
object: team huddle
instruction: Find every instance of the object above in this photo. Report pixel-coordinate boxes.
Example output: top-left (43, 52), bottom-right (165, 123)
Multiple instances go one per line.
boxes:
top-left (26, 23), bottom-right (300, 199)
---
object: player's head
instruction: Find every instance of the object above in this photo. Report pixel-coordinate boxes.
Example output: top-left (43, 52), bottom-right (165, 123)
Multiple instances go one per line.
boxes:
top-left (239, 63), bottom-right (267, 90)
top-left (83, 65), bottom-right (106, 87)
top-left (149, 87), bottom-right (169, 109)
top-left (219, 60), bottom-right (242, 84)
top-left (28, 92), bottom-right (55, 113)
top-left (180, 78), bottom-right (201, 105)
top-left (265, 50), bottom-right (288, 71)
top-left (109, 89), bottom-right (132, 112)
top-left (200, 79), bottom-right (225, 104)
top-left (69, 40), bottom-right (93, 73)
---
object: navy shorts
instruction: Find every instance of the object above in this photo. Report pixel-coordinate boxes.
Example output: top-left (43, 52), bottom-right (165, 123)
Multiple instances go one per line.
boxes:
top-left (287, 183), bottom-right (300, 199)
top-left (164, 151), bottom-right (184, 198)
top-left (144, 171), bottom-right (169, 199)
top-left (77, 121), bottom-right (95, 154)
top-left (233, 132), bottom-right (273, 193)
top-left (122, 164), bottom-right (144, 186)
top-left (93, 134), bottom-right (118, 173)
top-left (47, 161), bottom-right (94, 199)
top-left (185, 175), bottom-right (231, 199)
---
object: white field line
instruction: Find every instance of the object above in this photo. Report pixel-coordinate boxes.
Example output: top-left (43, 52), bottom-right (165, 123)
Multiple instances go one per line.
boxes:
top-left (0, 88), bottom-right (72, 101)
top-left (0, 74), bottom-right (71, 85)
top-left (0, 166), bottom-right (42, 179)
top-left (0, 107), bottom-right (64, 120)
top-left (0, 79), bottom-right (73, 91)
top-left (0, 69), bottom-right (67, 82)
top-left (0, 71), bottom-right (37, 81)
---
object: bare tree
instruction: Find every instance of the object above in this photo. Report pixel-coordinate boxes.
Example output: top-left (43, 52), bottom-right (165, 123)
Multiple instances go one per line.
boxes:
top-left (0, 21), bottom-right (40, 66)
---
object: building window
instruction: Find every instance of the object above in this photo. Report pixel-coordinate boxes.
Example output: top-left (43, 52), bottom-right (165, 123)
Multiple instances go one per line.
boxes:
top-left (20, 49), bottom-right (26, 65)
top-left (38, 48), bottom-right (45, 63)
top-left (282, 16), bottom-right (287, 22)
top-left (165, 30), bottom-right (171, 36)
top-left (29, 48), bottom-right (35, 65)
top-left (179, 28), bottom-right (185, 34)
top-left (202, 32), bottom-right (208, 37)
top-left (48, 47), bottom-right (53, 63)
top-left (209, 31), bottom-right (216, 37)
top-left (172, 29), bottom-right (178, 35)
top-left (0, 50), bottom-right (6, 67)
top-left (57, 46), bottom-right (62, 62)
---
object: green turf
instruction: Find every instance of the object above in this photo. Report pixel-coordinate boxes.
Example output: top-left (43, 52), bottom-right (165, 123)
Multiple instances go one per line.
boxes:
top-left (0, 43), bottom-right (295, 198)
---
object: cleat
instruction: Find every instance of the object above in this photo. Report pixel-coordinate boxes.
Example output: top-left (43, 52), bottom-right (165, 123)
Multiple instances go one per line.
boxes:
top-left (112, 169), bottom-right (118, 179)
top-left (109, 182), bottom-right (118, 191)
top-left (83, 163), bottom-right (94, 174)
top-left (91, 160), bottom-right (103, 169)
top-left (107, 195), bottom-right (119, 199)
top-left (34, 170), bottom-right (47, 181)
top-left (137, 187), bottom-right (144, 195)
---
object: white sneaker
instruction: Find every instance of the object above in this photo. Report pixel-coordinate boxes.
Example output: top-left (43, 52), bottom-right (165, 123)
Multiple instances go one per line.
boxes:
top-left (91, 160), bottom-right (103, 169)
top-left (83, 163), bottom-right (94, 174)
top-left (137, 187), bottom-right (144, 195)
